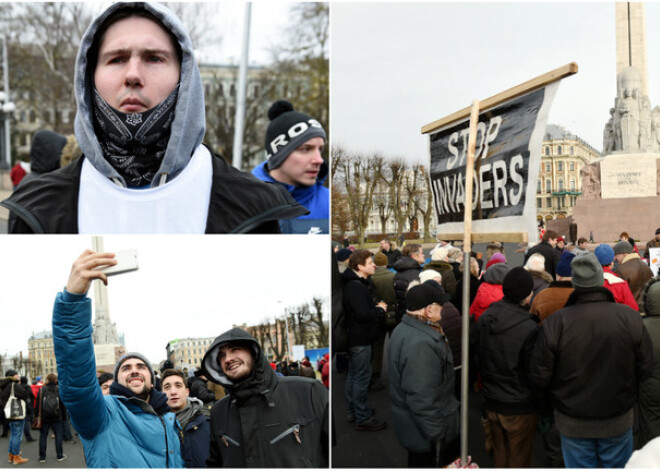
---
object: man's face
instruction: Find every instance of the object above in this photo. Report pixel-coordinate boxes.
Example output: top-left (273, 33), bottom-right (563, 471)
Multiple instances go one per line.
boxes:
top-left (101, 379), bottom-right (112, 396)
top-left (548, 238), bottom-right (558, 248)
top-left (427, 302), bottom-right (443, 323)
top-left (218, 344), bottom-right (254, 382)
top-left (117, 358), bottom-right (153, 398)
top-left (380, 240), bottom-right (390, 251)
top-left (269, 137), bottom-right (325, 187)
top-left (357, 257), bottom-right (376, 277)
top-left (162, 375), bottom-right (189, 412)
top-left (557, 240), bottom-right (565, 249)
top-left (411, 249), bottom-right (426, 265)
top-left (94, 16), bottom-right (180, 113)
top-left (579, 241), bottom-right (587, 249)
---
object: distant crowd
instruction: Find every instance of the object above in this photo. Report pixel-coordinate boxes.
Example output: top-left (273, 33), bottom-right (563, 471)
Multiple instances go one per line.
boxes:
top-left (333, 227), bottom-right (660, 467)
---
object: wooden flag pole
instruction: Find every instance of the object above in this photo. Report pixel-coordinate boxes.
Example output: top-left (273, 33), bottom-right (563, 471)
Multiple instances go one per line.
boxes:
top-left (421, 62), bottom-right (577, 135)
top-left (460, 99), bottom-right (480, 466)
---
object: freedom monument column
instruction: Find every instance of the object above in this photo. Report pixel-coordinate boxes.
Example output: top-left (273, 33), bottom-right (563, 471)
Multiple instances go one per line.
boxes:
top-left (572, 2), bottom-right (660, 242)
top-left (90, 236), bottom-right (125, 371)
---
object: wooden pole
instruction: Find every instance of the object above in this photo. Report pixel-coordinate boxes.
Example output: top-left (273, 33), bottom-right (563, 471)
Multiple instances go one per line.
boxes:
top-left (421, 62), bottom-right (577, 135)
top-left (460, 100), bottom-right (480, 465)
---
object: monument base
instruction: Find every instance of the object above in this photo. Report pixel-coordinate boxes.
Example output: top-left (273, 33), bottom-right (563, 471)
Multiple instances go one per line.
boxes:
top-left (94, 343), bottom-right (126, 373)
top-left (572, 194), bottom-right (660, 243)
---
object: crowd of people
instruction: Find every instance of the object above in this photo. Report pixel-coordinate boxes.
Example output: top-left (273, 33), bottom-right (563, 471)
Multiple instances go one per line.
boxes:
top-left (334, 228), bottom-right (660, 467)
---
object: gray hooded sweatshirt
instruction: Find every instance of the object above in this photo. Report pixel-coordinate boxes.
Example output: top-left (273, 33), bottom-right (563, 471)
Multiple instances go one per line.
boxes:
top-left (74, 2), bottom-right (205, 188)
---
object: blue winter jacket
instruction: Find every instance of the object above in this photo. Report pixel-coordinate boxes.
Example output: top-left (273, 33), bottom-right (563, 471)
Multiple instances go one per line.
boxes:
top-left (252, 161), bottom-right (329, 234)
top-left (52, 291), bottom-right (184, 468)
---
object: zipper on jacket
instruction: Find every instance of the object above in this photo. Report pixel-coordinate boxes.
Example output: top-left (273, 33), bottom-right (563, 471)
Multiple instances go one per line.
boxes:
top-left (270, 424), bottom-right (301, 445)
top-left (221, 434), bottom-right (240, 447)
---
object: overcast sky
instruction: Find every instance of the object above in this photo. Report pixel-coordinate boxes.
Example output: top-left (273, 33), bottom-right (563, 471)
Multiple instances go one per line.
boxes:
top-left (331, 2), bottom-right (660, 163)
top-left (0, 236), bottom-right (329, 365)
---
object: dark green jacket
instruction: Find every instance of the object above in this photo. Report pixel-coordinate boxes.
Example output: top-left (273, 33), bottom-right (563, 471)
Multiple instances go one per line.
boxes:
top-left (388, 315), bottom-right (459, 453)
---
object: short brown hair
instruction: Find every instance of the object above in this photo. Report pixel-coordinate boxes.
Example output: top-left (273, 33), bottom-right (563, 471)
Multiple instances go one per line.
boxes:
top-left (543, 230), bottom-right (558, 242)
top-left (348, 250), bottom-right (373, 271)
top-left (161, 369), bottom-right (186, 388)
top-left (578, 237), bottom-right (588, 245)
top-left (46, 373), bottom-right (57, 384)
top-left (402, 244), bottom-right (422, 257)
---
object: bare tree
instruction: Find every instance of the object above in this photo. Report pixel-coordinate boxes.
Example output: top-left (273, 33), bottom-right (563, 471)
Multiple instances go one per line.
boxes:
top-left (411, 164), bottom-right (435, 241)
top-left (334, 150), bottom-right (385, 245)
top-left (309, 297), bottom-right (328, 346)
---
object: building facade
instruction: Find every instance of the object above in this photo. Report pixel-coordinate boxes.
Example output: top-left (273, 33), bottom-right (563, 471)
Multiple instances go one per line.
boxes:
top-left (536, 124), bottom-right (600, 224)
top-left (28, 330), bottom-right (56, 379)
top-left (165, 337), bottom-right (215, 372)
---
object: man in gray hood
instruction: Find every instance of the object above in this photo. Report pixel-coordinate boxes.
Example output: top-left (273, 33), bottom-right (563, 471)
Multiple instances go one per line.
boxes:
top-left (201, 327), bottom-right (328, 467)
top-left (2, 2), bottom-right (307, 234)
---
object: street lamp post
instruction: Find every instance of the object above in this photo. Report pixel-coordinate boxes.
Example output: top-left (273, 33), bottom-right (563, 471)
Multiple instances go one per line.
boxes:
top-left (0, 36), bottom-right (15, 171)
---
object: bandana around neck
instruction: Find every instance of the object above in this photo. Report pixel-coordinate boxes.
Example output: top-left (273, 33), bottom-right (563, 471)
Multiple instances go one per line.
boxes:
top-left (93, 85), bottom-right (179, 187)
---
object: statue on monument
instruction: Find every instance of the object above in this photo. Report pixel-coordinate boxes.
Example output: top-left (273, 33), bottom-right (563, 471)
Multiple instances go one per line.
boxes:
top-left (579, 161), bottom-right (601, 200)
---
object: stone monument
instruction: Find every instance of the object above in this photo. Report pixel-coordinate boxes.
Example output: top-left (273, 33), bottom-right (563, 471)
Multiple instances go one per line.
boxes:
top-left (91, 236), bottom-right (126, 371)
top-left (572, 2), bottom-right (660, 243)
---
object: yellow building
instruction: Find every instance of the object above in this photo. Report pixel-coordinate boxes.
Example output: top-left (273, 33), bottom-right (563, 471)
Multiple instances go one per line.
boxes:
top-left (165, 337), bottom-right (215, 371)
top-left (28, 331), bottom-right (56, 379)
top-left (536, 124), bottom-right (600, 224)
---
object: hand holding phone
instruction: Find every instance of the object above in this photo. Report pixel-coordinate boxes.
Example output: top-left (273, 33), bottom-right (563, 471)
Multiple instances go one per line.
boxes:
top-left (100, 249), bottom-right (139, 276)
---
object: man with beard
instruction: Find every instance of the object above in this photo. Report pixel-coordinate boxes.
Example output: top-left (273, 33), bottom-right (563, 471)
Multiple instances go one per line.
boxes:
top-left (201, 328), bottom-right (328, 467)
top-left (161, 369), bottom-right (210, 468)
top-left (2, 2), bottom-right (307, 233)
top-left (52, 250), bottom-right (183, 467)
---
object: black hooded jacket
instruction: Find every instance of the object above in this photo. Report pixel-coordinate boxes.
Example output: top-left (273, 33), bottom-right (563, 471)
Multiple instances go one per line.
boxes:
top-left (19, 130), bottom-right (67, 188)
top-left (201, 328), bottom-right (328, 468)
top-left (2, 149), bottom-right (307, 234)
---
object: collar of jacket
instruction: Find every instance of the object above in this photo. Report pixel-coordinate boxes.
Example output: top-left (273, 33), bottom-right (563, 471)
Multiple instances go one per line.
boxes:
top-left (402, 313), bottom-right (447, 341)
top-left (565, 286), bottom-right (615, 306)
top-left (226, 354), bottom-right (278, 406)
top-left (109, 382), bottom-right (171, 416)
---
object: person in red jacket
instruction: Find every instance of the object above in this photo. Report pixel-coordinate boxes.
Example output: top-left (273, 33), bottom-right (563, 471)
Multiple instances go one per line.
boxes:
top-left (470, 263), bottom-right (509, 322)
top-left (594, 244), bottom-right (638, 311)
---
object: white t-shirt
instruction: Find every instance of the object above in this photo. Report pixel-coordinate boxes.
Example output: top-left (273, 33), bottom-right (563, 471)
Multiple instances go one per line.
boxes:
top-left (78, 145), bottom-right (213, 234)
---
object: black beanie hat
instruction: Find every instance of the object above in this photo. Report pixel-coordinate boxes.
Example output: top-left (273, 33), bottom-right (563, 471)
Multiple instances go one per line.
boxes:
top-left (502, 266), bottom-right (534, 303)
top-left (264, 100), bottom-right (326, 170)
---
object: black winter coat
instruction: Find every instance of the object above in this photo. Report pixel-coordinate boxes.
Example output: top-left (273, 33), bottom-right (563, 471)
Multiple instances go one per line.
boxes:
top-left (179, 402), bottom-right (211, 468)
top-left (477, 299), bottom-right (539, 415)
top-left (1, 147), bottom-right (307, 234)
top-left (393, 256), bottom-right (422, 322)
top-left (0, 378), bottom-right (29, 420)
top-left (530, 287), bottom-right (654, 420)
top-left (202, 328), bottom-right (328, 468)
top-left (341, 269), bottom-right (385, 347)
top-left (188, 376), bottom-right (216, 404)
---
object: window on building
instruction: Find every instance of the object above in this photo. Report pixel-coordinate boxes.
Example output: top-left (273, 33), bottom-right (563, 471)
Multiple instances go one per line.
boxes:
top-left (537, 197), bottom-right (542, 208)
top-left (545, 146), bottom-right (550, 155)
top-left (558, 179), bottom-right (564, 191)
top-left (537, 180), bottom-right (541, 193)
top-left (570, 179), bottom-right (575, 191)
top-left (546, 179), bottom-right (551, 192)
top-left (570, 146), bottom-right (574, 155)
top-left (546, 197), bottom-right (552, 207)
top-left (557, 145), bottom-right (562, 154)
top-left (545, 162), bottom-right (551, 172)
top-left (557, 161), bottom-right (563, 171)
top-left (569, 161), bottom-right (575, 171)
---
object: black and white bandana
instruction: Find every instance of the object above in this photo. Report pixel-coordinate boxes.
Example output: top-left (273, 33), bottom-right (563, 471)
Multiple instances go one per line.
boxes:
top-left (93, 85), bottom-right (179, 187)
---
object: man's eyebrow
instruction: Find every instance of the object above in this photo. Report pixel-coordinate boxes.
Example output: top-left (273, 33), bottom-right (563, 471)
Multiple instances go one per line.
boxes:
top-left (99, 47), bottom-right (174, 59)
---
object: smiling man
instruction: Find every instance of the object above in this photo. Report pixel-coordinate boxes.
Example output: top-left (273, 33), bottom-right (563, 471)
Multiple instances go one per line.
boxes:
top-left (252, 100), bottom-right (329, 234)
top-left (201, 328), bottom-right (328, 467)
top-left (52, 250), bottom-right (183, 467)
top-left (2, 2), bottom-right (307, 234)
top-left (161, 369), bottom-right (210, 468)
